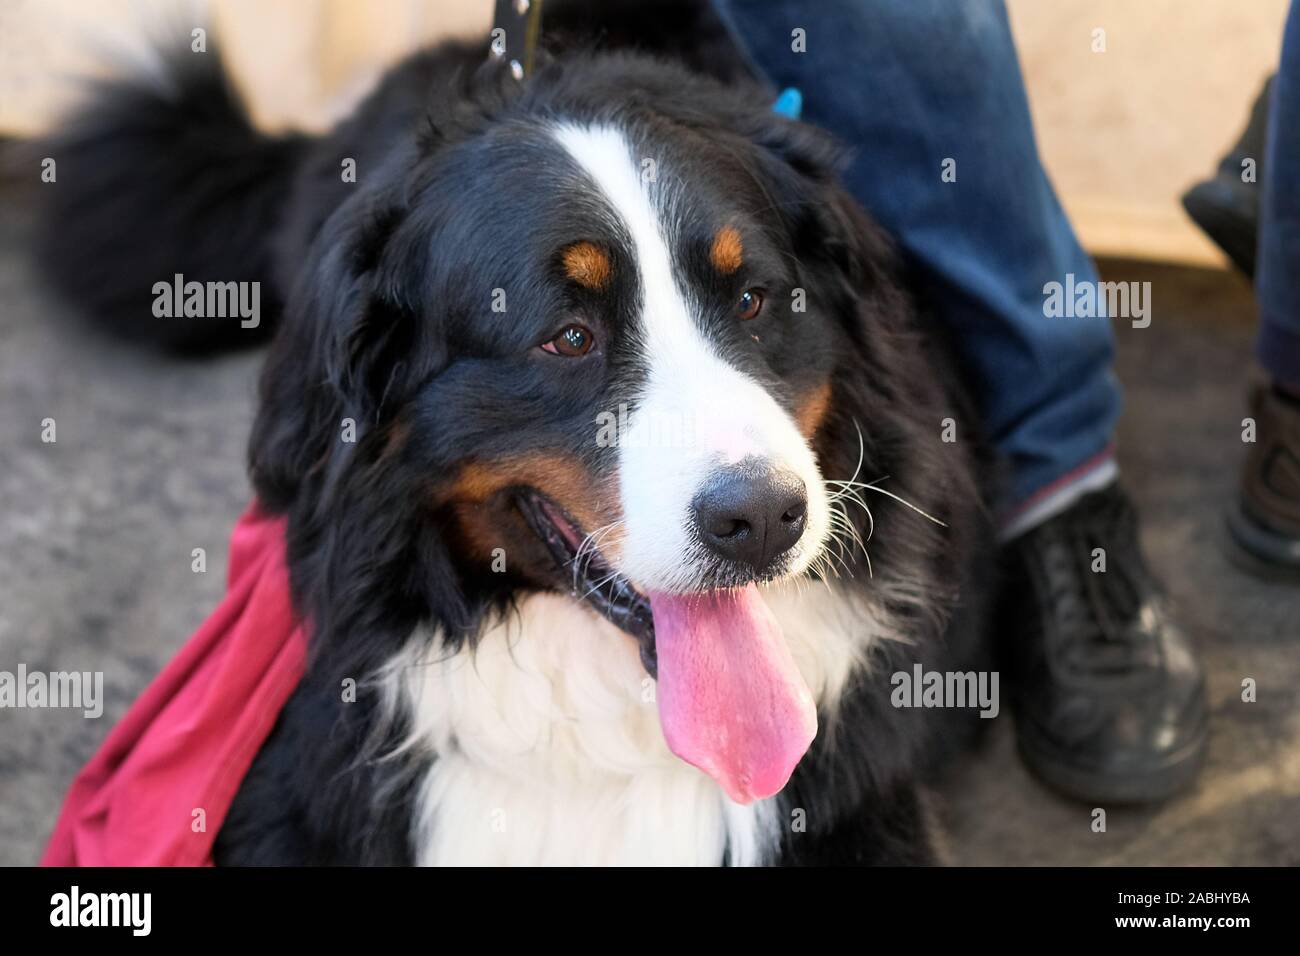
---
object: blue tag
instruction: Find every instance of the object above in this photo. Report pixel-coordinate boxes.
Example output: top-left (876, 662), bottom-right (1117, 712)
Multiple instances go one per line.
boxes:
top-left (772, 87), bottom-right (803, 119)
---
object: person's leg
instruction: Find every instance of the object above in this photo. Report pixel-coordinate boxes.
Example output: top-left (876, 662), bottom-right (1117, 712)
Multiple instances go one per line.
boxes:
top-left (714, 0), bottom-right (1207, 801)
top-left (1257, 4), bottom-right (1300, 389)
top-left (713, 0), bottom-right (1120, 525)
top-left (1233, 0), bottom-right (1300, 571)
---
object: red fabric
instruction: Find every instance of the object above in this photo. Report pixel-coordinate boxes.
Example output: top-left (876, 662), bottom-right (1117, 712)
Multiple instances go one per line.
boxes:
top-left (41, 503), bottom-right (307, 867)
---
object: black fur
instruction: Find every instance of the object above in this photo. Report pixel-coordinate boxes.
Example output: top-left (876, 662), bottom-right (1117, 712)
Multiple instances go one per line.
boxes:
top-left (35, 1), bottom-right (995, 865)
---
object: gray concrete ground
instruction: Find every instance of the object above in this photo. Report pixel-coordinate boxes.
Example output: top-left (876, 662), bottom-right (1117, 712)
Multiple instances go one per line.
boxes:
top-left (1, 180), bottom-right (1297, 866)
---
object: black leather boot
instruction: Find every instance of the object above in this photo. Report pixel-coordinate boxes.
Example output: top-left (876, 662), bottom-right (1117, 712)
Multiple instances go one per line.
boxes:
top-left (1228, 383), bottom-right (1300, 576)
top-left (998, 484), bottom-right (1209, 803)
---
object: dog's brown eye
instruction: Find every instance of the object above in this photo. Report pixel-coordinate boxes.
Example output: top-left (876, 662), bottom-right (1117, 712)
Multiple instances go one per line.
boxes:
top-left (542, 324), bottom-right (595, 356)
top-left (736, 289), bottom-right (764, 321)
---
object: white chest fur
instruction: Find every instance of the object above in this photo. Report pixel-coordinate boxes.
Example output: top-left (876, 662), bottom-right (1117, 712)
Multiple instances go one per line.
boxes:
top-left (384, 581), bottom-right (885, 866)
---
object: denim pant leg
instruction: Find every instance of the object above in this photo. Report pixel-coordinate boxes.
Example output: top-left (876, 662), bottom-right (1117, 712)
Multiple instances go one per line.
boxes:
top-left (712, 0), bottom-right (1123, 515)
top-left (1257, 1), bottom-right (1300, 390)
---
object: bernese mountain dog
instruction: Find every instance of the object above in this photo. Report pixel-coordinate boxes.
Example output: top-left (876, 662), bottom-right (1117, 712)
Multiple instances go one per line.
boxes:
top-left (35, 0), bottom-right (995, 864)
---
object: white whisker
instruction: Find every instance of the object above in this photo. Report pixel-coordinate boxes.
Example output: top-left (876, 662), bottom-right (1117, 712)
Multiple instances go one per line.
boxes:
top-left (858, 476), bottom-right (947, 528)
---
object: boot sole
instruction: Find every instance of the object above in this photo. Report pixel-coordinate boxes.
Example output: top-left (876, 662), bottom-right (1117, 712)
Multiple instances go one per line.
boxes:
top-left (1015, 717), bottom-right (1209, 805)
top-left (1225, 502), bottom-right (1300, 582)
top-left (1182, 185), bottom-right (1256, 277)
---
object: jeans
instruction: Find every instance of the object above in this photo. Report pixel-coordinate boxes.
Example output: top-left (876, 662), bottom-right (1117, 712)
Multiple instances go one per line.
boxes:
top-left (712, 0), bottom-right (1122, 514)
top-left (1258, 1), bottom-right (1300, 390)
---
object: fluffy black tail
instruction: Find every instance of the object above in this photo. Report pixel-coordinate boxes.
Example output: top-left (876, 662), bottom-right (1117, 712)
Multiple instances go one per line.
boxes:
top-left (33, 47), bottom-right (307, 352)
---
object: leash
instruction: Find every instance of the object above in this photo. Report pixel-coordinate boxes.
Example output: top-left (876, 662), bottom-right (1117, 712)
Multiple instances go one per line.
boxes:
top-left (490, 0), bottom-right (545, 81)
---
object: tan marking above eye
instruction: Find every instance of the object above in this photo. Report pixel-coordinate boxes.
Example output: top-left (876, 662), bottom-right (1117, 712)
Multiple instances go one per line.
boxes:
top-left (710, 225), bottom-right (743, 274)
top-left (561, 241), bottom-right (612, 290)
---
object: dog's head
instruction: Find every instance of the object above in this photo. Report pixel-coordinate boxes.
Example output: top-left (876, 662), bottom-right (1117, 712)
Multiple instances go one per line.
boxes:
top-left (252, 54), bottom-right (966, 803)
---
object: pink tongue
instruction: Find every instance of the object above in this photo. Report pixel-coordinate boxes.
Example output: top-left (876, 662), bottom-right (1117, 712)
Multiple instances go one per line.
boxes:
top-left (650, 584), bottom-right (818, 804)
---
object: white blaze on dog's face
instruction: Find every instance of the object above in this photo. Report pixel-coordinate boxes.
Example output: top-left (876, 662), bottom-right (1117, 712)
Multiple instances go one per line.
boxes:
top-left (552, 122), bottom-right (829, 805)
top-left (552, 123), bottom-right (831, 596)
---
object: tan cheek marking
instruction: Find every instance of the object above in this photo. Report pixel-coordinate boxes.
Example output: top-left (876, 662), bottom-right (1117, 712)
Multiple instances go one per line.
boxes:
top-left (438, 453), bottom-right (626, 560)
top-left (795, 382), bottom-right (833, 439)
top-left (710, 225), bottom-right (743, 274)
top-left (562, 241), bottom-right (612, 290)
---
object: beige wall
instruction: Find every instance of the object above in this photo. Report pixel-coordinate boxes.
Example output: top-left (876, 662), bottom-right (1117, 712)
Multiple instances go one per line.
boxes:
top-left (1009, 0), bottom-right (1289, 266)
top-left (1, 0), bottom-right (1289, 266)
top-left (0, 0), bottom-right (492, 135)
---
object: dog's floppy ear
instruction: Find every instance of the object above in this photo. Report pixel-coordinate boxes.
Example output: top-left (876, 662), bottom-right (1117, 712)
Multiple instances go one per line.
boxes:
top-left (248, 194), bottom-right (435, 513)
top-left (249, 188), bottom-right (477, 674)
top-left (738, 113), bottom-right (909, 333)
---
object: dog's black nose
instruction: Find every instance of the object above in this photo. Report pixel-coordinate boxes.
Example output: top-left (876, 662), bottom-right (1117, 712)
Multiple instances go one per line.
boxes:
top-left (693, 464), bottom-right (807, 572)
